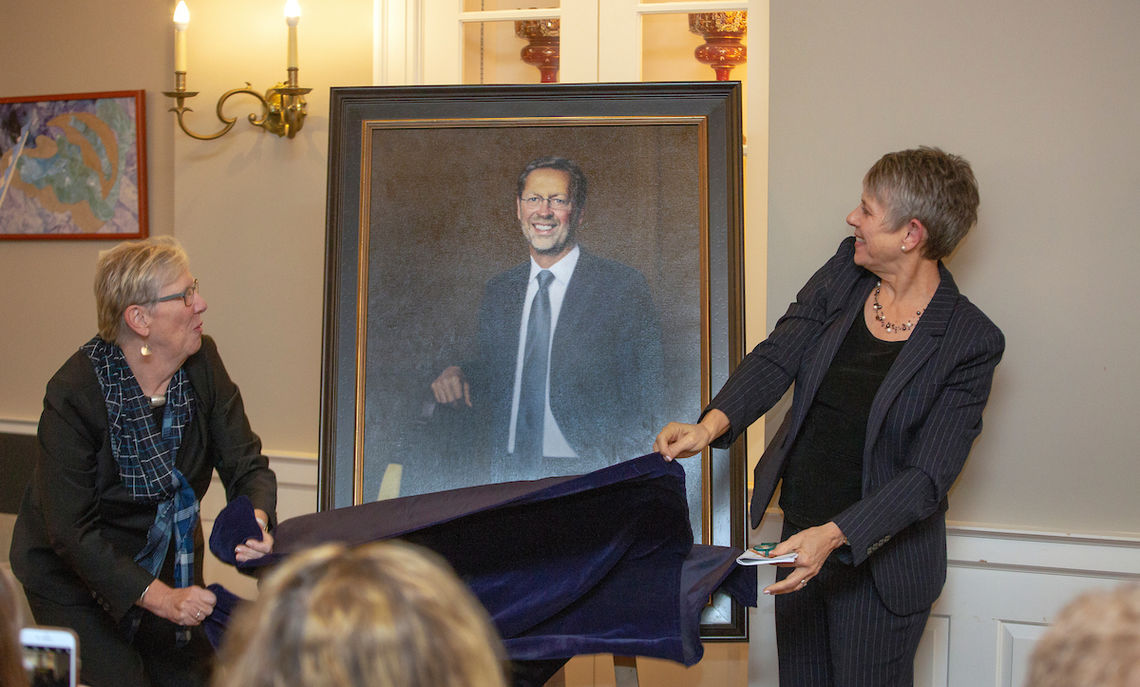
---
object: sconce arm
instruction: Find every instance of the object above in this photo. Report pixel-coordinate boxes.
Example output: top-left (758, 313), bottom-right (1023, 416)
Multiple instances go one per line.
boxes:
top-left (164, 81), bottom-right (310, 140)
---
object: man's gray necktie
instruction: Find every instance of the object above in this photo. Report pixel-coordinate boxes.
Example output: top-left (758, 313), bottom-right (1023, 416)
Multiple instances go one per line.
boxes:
top-left (515, 270), bottom-right (554, 470)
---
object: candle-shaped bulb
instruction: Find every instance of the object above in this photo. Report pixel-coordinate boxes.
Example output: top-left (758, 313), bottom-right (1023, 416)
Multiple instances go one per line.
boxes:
top-left (284, 0), bottom-right (301, 24)
top-left (285, 0), bottom-right (300, 69)
top-left (173, 1), bottom-right (190, 28)
top-left (173, 1), bottom-right (190, 73)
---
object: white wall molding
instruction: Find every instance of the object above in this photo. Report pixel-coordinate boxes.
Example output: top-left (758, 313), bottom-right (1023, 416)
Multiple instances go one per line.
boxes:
top-left (748, 511), bottom-right (1140, 687)
top-left (1, 414), bottom-right (318, 466)
top-left (939, 524), bottom-right (1140, 686)
top-left (10, 434), bottom-right (1136, 687)
top-left (946, 523), bottom-right (1140, 580)
top-left (0, 417), bottom-right (37, 435)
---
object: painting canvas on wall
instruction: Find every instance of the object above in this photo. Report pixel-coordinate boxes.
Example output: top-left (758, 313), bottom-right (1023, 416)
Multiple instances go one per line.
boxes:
top-left (0, 90), bottom-right (147, 240)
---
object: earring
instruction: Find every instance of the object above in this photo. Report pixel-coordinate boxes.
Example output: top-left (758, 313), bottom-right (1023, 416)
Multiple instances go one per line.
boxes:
top-left (900, 245), bottom-right (907, 252)
top-left (141, 342), bottom-right (152, 357)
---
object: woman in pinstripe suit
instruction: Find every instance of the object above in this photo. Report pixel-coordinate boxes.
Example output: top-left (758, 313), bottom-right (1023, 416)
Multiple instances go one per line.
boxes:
top-left (656, 147), bottom-right (1004, 686)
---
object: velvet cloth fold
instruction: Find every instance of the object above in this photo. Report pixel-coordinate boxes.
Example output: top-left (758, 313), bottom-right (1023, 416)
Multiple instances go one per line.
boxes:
top-left (208, 453), bottom-right (755, 670)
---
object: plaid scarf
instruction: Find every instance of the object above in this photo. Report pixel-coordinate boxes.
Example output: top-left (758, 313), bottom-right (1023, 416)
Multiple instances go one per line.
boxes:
top-left (82, 337), bottom-right (198, 644)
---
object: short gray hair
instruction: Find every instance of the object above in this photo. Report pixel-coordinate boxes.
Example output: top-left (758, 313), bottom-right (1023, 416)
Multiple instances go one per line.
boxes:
top-left (863, 147), bottom-right (979, 260)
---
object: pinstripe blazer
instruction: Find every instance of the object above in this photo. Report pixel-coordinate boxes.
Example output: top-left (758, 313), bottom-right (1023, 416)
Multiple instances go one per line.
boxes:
top-left (709, 237), bottom-right (1004, 615)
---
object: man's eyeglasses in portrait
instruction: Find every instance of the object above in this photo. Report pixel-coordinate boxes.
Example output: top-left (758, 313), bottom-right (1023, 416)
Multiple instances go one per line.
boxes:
top-left (520, 195), bottom-right (570, 210)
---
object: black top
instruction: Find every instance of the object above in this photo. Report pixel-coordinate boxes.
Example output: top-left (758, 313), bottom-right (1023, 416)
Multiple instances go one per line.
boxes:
top-left (779, 313), bottom-right (904, 528)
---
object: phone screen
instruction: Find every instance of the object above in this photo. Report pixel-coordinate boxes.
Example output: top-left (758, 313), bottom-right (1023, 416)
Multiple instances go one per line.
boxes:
top-left (21, 643), bottom-right (74, 687)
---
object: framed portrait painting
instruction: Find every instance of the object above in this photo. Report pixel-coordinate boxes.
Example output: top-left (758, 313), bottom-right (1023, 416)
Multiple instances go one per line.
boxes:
top-left (321, 82), bottom-right (747, 638)
top-left (0, 90), bottom-right (147, 240)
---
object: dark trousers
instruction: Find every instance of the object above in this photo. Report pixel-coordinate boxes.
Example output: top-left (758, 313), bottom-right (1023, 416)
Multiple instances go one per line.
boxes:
top-left (774, 522), bottom-right (930, 687)
top-left (26, 590), bottom-right (214, 687)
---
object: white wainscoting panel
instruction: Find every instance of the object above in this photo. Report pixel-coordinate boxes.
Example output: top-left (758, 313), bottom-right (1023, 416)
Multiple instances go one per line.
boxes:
top-left (997, 621), bottom-right (1049, 687)
top-left (746, 512), bottom-right (1140, 687)
top-left (8, 410), bottom-right (1139, 687)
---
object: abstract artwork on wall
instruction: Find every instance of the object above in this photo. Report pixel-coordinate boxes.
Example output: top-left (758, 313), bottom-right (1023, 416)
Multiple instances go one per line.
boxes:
top-left (0, 90), bottom-right (147, 240)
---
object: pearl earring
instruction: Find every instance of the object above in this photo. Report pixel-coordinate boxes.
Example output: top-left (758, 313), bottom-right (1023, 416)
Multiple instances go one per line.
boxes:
top-left (900, 245), bottom-right (907, 252)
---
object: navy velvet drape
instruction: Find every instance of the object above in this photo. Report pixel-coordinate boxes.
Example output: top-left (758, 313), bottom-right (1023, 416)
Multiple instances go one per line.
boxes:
top-left (209, 454), bottom-right (755, 678)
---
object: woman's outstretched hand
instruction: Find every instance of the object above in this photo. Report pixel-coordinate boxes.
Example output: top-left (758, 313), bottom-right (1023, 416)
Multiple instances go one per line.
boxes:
top-left (653, 409), bottom-right (730, 460)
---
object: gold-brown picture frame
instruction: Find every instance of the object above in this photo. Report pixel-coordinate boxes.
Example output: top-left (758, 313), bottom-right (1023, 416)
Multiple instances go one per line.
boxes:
top-left (320, 82), bottom-right (748, 639)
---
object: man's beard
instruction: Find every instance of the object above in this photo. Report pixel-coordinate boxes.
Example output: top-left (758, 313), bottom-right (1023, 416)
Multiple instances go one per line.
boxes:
top-left (531, 223), bottom-right (577, 256)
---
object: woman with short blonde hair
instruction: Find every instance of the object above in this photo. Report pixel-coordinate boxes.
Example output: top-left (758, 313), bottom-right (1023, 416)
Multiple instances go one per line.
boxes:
top-left (94, 235), bottom-right (190, 343)
top-left (10, 236), bottom-right (277, 687)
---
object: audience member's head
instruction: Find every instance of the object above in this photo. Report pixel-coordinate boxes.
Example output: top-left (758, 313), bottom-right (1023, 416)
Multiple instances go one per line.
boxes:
top-left (211, 541), bottom-right (507, 687)
top-left (1, 566), bottom-right (29, 687)
top-left (1024, 583), bottom-right (1140, 687)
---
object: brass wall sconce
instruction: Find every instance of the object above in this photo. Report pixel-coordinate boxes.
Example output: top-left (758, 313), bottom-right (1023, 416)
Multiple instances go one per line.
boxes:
top-left (688, 11), bottom-right (747, 81)
top-left (162, 0), bottom-right (311, 141)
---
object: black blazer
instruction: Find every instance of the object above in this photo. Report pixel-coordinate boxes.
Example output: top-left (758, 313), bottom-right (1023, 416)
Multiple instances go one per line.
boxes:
top-left (468, 247), bottom-right (665, 466)
top-left (710, 238), bottom-right (1004, 615)
top-left (9, 336), bottom-right (277, 621)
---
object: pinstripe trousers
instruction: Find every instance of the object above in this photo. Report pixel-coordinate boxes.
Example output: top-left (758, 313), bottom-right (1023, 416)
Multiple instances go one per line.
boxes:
top-left (774, 522), bottom-right (930, 687)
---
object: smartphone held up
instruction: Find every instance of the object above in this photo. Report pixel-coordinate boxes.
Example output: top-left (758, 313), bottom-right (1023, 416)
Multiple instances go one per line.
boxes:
top-left (19, 626), bottom-right (78, 687)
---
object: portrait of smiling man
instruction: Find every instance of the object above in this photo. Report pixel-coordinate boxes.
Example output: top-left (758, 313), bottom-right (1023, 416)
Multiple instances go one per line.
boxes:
top-left (430, 155), bottom-right (665, 483)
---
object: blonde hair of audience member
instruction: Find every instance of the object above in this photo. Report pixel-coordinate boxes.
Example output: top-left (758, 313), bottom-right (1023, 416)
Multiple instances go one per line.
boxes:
top-left (1024, 583), bottom-right (1140, 687)
top-left (211, 541), bottom-right (507, 687)
top-left (1, 566), bottom-right (30, 687)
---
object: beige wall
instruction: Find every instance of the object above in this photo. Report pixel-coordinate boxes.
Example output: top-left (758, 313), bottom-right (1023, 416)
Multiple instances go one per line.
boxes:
top-left (169, 0), bottom-right (371, 452)
top-left (3, 0), bottom-right (1137, 558)
top-left (769, 0), bottom-right (1140, 535)
top-left (0, 0), bottom-right (174, 422)
top-left (0, 0), bottom-right (370, 461)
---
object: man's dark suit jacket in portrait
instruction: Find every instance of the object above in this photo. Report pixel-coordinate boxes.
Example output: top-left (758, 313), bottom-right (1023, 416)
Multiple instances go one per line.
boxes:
top-left (454, 247), bottom-right (665, 482)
